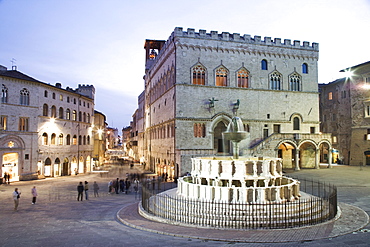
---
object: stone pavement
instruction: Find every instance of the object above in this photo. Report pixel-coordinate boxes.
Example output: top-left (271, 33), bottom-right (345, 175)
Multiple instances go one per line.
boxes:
top-left (1, 164), bottom-right (370, 247)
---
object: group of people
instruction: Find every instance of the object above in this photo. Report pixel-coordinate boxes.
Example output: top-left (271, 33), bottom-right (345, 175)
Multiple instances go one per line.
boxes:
top-left (3, 172), bottom-right (11, 184)
top-left (108, 175), bottom-right (139, 195)
top-left (77, 181), bottom-right (100, 201)
top-left (12, 186), bottom-right (38, 211)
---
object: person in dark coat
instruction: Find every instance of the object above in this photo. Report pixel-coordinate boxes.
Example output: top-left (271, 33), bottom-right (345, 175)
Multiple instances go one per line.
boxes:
top-left (77, 182), bottom-right (84, 201)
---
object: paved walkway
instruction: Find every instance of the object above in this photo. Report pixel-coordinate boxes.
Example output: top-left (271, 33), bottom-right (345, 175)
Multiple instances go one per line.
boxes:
top-left (1, 164), bottom-right (370, 246)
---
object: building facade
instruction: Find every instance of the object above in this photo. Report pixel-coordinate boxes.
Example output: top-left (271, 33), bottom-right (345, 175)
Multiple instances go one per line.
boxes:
top-left (92, 110), bottom-right (107, 169)
top-left (319, 61), bottom-right (370, 166)
top-left (0, 65), bottom-right (95, 181)
top-left (134, 27), bottom-right (332, 180)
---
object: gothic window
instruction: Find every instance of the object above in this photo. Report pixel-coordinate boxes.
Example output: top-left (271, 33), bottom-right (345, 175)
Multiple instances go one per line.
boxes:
top-left (1, 84), bottom-right (8, 103)
top-left (237, 68), bottom-right (249, 88)
top-left (19, 117), bottom-right (29, 131)
top-left (20, 88), bottom-right (29, 105)
top-left (51, 106), bottom-right (56, 118)
top-left (293, 117), bottom-right (300, 130)
top-left (192, 64), bottom-right (206, 85)
top-left (87, 135), bottom-right (90, 145)
top-left (59, 107), bottom-right (64, 119)
top-left (43, 104), bottom-right (48, 116)
top-left (72, 135), bottom-right (77, 145)
top-left (289, 73), bottom-right (301, 91)
top-left (270, 71), bottom-right (282, 90)
top-left (1, 115), bottom-right (7, 130)
top-left (66, 109), bottom-right (71, 120)
top-left (42, 133), bottom-right (48, 145)
top-left (215, 66), bottom-right (228, 87)
top-left (51, 133), bottom-right (56, 145)
top-left (59, 133), bottom-right (63, 145)
top-left (66, 134), bottom-right (71, 145)
top-left (261, 59), bottom-right (268, 70)
top-left (302, 63), bottom-right (308, 74)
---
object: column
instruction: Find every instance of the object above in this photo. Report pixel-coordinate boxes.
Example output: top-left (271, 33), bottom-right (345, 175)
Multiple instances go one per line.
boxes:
top-left (315, 148), bottom-right (320, 169)
top-left (328, 148), bottom-right (333, 168)
top-left (294, 149), bottom-right (300, 171)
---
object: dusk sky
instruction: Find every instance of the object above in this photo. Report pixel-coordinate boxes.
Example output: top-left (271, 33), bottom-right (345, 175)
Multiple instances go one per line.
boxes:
top-left (1, 0), bottom-right (369, 129)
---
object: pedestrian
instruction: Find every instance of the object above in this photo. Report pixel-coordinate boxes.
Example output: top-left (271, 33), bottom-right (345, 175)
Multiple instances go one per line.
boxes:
top-left (108, 180), bottom-right (113, 194)
top-left (120, 179), bottom-right (125, 193)
top-left (31, 186), bottom-right (38, 204)
top-left (12, 188), bottom-right (21, 211)
top-left (125, 178), bottom-right (131, 194)
top-left (84, 181), bottom-right (89, 200)
top-left (77, 182), bottom-right (84, 201)
top-left (93, 181), bottom-right (99, 197)
top-left (115, 178), bottom-right (119, 194)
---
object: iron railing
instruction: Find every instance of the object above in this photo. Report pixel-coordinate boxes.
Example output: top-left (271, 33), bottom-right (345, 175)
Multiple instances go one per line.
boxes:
top-left (141, 178), bottom-right (337, 229)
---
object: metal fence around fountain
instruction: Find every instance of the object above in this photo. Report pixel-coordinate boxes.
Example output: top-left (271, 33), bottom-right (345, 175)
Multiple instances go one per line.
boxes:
top-left (141, 178), bottom-right (337, 229)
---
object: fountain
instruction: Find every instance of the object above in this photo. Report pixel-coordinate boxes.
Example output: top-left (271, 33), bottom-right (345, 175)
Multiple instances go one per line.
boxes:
top-left (141, 116), bottom-right (336, 229)
top-left (177, 116), bottom-right (300, 203)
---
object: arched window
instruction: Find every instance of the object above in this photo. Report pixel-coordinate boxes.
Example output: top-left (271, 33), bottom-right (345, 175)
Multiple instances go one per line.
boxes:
top-left (83, 112), bottom-right (86, 122)
top-left (293, 117), bottom-right (300, 130)
top-left (72, 135), bottom-right (77, 145)
top-left (192, 64), bottom-right (206, 85)
top-left (78, 135), bottom-right (82, 145)
top-left (261, 59), bottom-right (268, 70)
top-left (215, 66), bottom-right (228, 87)
top-left (87, 113), bottom-right (90, 123)
top-left (270, 71), bottom-right (282, 90)
top-left (52, 92), bottom-right (56, 99)
top-left (83, 135), bottom-right (86, 145)
top-left (72, 110), bottom-right (77, 121)
top-left (51, 133), bottom-right (56, 145)
top-left (58, 133), bottom-right (63, 145)
top-left (51, 106), bottom-right (56, 118)
top-left (44, 90), bottom-right (48, 97)
top-left (79, 111), bottom-right (82, 121)
top-left (289, 73), bottom-right (301, 91)
top-left (42, 133), bottom-right (48, 145)
top-left (20, 88), bottom-right (30, 105)
top-left (302, 63), bottom-right (308, 74)
top-left (1, 84), bottom-right (8, 103)
top-left (59, 107), bottom-right (64, 119)
top-left (66, 134), bottom-right (71, 145)
top-left (87, 135), bottom-right (90, 145)
top-left (43, 104), bottom-right (48, 116)
top-left (66, 109), bottom-right (71, 120)
top-left (237, 68), bottom-right (249, 88)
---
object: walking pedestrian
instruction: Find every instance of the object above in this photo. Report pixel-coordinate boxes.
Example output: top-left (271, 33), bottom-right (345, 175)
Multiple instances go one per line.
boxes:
top-left (84, 181), bottom-right (89, 200)
top-left (12, 188), bottom-right (21, 211)
top-left (77, 182), bottom-right (84, 201)
top-left (114, 178), bottom-right (120, 194)
top-left (31, 186), bottom-right (38, 204)
top-left (93, 181), bottom-right (99, 197)
top-left (108, 180), bottom-right (113, 194)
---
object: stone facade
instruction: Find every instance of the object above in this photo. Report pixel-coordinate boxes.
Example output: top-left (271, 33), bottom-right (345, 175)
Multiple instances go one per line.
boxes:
top-left (319, 61), bottom-right (370, 165)
top-left (0, 66), bottom-right (95, 181)
top-left (133, 27), bottom-right (332, 180)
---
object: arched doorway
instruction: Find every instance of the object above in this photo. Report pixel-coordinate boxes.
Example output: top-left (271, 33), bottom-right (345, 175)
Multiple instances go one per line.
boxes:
top-left (213, 121), bottom-right (229, 155)
top-left (79, 156), bottom-right (84, 174)
top-left (278, 142), bottom-right (296, 169)
top-left (54, 158), bottom-right (60, 177)
top-left (2, 152), bottom-right (19, 181)
top-left (319, 142), bottom-right (330, 164)
top-left (299, 142), bottom-right (317, 168)
top-left (62, 158), bottom-right (69, 176)
top-left (44, 157), bottom-right (52, 176)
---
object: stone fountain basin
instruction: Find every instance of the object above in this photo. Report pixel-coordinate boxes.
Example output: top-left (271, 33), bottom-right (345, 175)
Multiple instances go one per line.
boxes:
top-left (222, 131), bottom-right (249, 142)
